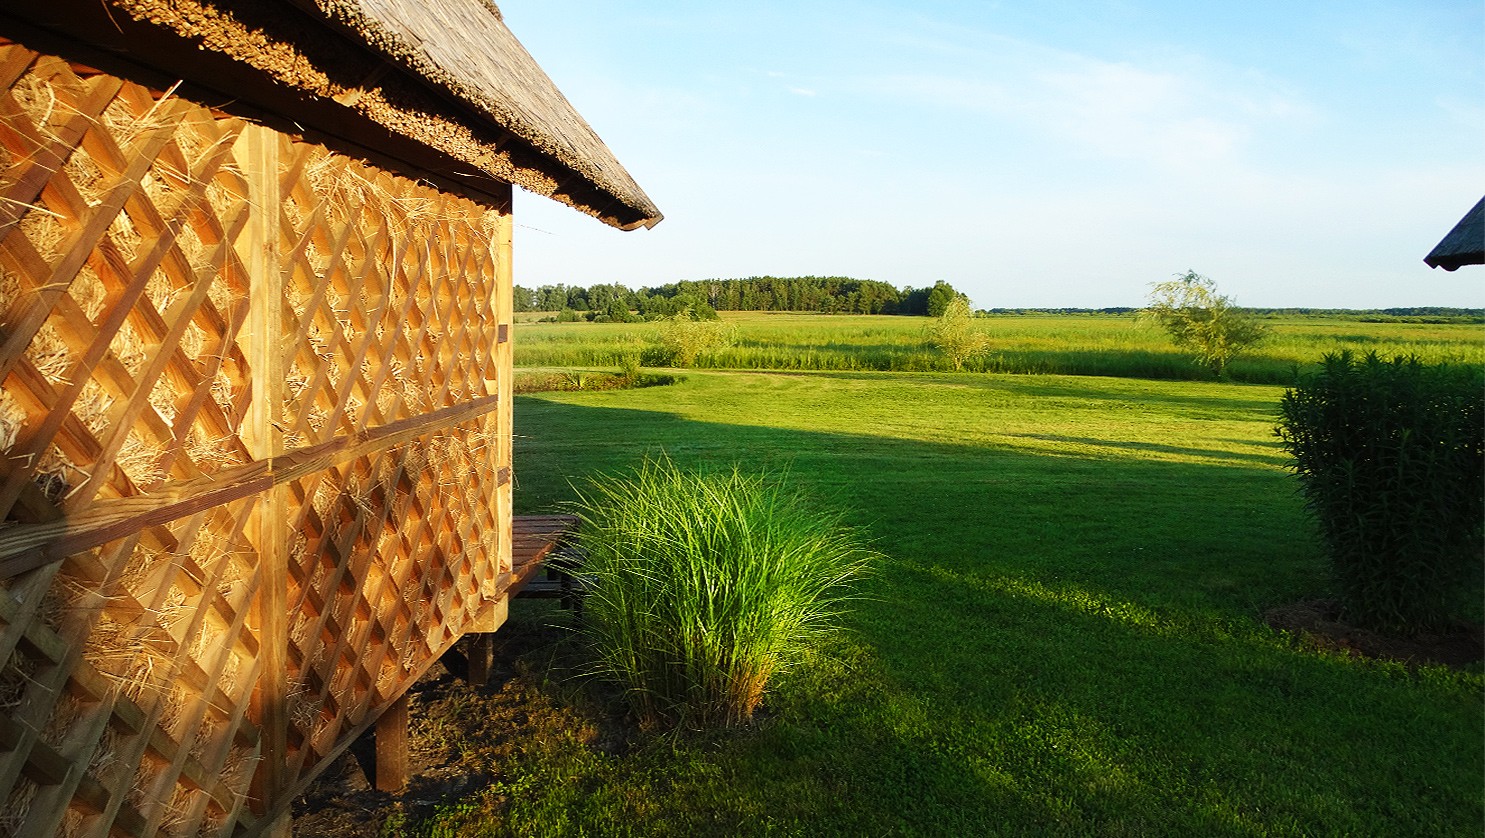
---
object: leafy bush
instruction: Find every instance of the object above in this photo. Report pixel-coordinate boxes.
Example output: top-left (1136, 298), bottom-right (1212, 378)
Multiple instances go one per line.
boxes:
top-left (1276, 351), bottom-right (1484, 633)
top-left (647, 309), bottom-right (733, 367)
top-left (616, 351), bottom-right (642, 383)
top-left (570, 457), bottom-right (877, 727)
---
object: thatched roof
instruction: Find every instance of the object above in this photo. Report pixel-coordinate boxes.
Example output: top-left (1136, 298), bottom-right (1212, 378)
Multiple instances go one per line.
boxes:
top-left (2, 0), bottom-right (662, 229)
top-left (1424, 196), bottom-right (1484, 271)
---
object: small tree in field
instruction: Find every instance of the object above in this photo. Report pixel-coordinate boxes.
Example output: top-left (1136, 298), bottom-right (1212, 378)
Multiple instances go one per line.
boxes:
top-left (927, 297), bottom-right (990, 371)
top-left (1142, 270), bottom-right (1268, 378)
top-left (650, 307), bottom-right (732, 367)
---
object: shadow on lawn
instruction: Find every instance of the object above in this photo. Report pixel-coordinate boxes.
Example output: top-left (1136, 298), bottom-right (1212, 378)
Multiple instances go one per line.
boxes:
top-left (502, 396), bottom-right (1480, 836)
top-left (764, 369), bottom-right (1287, 416)
top-left (512, 394), bottom-right (1311, 612)
top-left (1009, 433), bottom-right (1287, 467)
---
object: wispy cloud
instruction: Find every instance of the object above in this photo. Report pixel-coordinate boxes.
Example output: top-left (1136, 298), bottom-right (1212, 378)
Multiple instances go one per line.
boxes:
top-left (1034, 60), bottom-right (1249, 166)
top-left (859, 38), bottom-right (1309, 169)
top-left (1433, 94), bottom-right (1485, 129)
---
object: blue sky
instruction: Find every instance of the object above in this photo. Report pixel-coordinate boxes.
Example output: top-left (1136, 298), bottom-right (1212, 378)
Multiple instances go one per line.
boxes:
top-left (499, 1), bottom-right (1484, 309)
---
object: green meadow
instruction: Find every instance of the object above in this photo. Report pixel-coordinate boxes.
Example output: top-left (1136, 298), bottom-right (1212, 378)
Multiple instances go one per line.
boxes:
top-left (412, 349), bottom-right (1482, 835)
top-left (514, 311), bottom-right (1484, 383)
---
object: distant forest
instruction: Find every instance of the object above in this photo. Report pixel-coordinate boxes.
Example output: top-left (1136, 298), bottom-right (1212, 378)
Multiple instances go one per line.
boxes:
top-left (513, 278), bottom-right (1484, 324)
top-left (513, 277), bottom-right (967, 319)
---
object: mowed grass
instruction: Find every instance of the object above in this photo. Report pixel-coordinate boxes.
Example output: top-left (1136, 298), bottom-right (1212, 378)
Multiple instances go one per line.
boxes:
top-left (420, 370), bottom-right (1482, 836)
top-left (515, 312), bottom-right (1485, 383)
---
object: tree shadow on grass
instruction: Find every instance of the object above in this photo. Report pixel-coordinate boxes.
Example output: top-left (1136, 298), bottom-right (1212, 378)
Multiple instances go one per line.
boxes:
top-left (1008, 434), bottom-right (1288, 468)
top-left (764, 369), bottom-right (1286, 416)
top-left (505, 396), bottom-right (1481, 836)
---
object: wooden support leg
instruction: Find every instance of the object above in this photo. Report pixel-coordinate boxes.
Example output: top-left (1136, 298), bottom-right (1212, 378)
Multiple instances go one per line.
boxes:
top-left (466, 633), bottom-right (494, 686)
top-left (375, 694), bottom-right (409, 793)
top-left (264, 812), bottom-right (293, 838)
top-left (556, 566), bottom-right (575, 612)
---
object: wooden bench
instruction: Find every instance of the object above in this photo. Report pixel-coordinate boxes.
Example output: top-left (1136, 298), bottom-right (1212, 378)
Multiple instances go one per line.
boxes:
top-left (511, 513), bottom-right (584, 608)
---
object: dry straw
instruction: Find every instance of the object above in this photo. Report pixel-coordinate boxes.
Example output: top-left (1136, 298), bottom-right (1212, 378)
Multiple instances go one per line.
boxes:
top-left (0, 777), bottom-right (38, 836)
top-left (0, 68), bottom-right (245, 500)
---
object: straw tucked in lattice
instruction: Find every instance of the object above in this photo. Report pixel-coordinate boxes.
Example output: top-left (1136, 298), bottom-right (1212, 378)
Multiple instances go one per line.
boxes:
top-left (0, 41), bottom-right (513, 837)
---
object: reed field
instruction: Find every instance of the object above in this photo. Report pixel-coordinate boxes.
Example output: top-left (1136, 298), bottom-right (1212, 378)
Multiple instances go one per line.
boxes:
top-left (514, 311), bottom-right (1484, 383)
top-left (399, 364), bottom-right (1482, 836)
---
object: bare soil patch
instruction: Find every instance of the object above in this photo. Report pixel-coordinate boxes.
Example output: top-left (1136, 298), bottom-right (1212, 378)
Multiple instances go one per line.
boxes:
top-left (1263, 599), bottom-right (1484, 670)
top-left (290, 617), bottom-right (620, 837)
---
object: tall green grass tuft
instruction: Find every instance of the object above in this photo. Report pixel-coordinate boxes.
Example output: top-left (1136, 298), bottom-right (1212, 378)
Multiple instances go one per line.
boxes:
top-left (570, 457), bottom-right (877, 728)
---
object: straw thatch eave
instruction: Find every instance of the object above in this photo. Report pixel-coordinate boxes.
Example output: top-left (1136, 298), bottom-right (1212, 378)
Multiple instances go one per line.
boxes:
top-left (1424, 196), bottom-right (1484, 271)
top-left (302, 0), bottom-right (662, 228)
top-left (2, 0), bottom-right (662, 230)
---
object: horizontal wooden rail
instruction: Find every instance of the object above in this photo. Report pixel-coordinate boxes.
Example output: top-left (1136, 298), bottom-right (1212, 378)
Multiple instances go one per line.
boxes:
top-left (0, 394), bottom-right (500, 579)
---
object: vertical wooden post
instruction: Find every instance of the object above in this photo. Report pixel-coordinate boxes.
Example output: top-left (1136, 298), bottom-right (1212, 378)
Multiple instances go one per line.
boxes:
top-left (466, 632), bottom-right (494, 686)
top-left (241, 123), bottom-right (289, 822)
top-left (374, 694), bottom-right (410, 792)
top-left (493, 187), bottom-right (514, 581)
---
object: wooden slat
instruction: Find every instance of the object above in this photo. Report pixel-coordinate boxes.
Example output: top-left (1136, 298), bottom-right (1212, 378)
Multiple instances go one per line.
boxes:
top-left (0, 66), bottom-right (124, 240)
top-left (508, 514), bottom-right (579, 597)
top-left (0, 393), bottom-right (500, 577)
top-left (0, 98), bottom-right (188, 383)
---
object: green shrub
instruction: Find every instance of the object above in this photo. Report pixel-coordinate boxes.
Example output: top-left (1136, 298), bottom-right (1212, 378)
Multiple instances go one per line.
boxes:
top-left (616, 351), bottom-right (642, 384)
top-left (1276, 351), bottom-right (1484, 634)
top-left (647, 309), bottom-right (733, 367)
top-left (569, 457), bottom-right (877, 728)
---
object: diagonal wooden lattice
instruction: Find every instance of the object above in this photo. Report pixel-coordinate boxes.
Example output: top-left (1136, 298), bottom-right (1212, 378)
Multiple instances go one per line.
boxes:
top-left (0, 42), bottom-right (514, 837)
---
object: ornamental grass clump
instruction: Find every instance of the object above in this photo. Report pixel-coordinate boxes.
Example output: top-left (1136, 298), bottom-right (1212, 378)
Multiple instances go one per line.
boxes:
top-left (1276, 351), bottom-right (1484, 634)
top-left (570, 458), bottom-right (877, 728)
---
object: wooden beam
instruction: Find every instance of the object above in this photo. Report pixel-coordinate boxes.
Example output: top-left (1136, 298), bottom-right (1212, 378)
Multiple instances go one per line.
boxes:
top-left (465, 632), bottom-right (494, 687)
top-left (374, 693), bottom-right (409, 793)
top-left (241, 122), bottom-right (289, 820)
top-left (0, 393), bottom-right (501, 578)
top-left (467, 593), bottom-right (508, 636)
top-left (493, 191), bottom-right (514, 601)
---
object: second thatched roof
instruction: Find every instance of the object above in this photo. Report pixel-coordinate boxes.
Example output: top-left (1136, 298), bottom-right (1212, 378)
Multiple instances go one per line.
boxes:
top-left (1424, 196), bottom-right (1484, 271)
top-left (4, 0), bottom-right (662, 229)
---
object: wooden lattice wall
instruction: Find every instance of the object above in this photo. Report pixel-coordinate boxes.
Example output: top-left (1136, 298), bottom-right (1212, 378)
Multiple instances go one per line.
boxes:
top-left (0, 41), bottom-right (515, 837)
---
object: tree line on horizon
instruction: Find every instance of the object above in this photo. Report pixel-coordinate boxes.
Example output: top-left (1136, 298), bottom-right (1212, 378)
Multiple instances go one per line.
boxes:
top-left (513, 277), bottom-right (968, 319)
top-left (513, 277), bottom-right (1484, 324)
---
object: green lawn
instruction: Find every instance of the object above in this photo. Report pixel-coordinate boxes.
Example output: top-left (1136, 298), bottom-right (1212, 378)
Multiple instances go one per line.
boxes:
top-left (514, 312), bottom-right (1485, 383)
top-left (418, 369), bottom-right (1481, 836)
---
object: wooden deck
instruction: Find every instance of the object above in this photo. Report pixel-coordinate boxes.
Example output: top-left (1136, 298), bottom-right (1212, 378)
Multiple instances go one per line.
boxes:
top-left (510, 514), bottom-right (582, 599)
